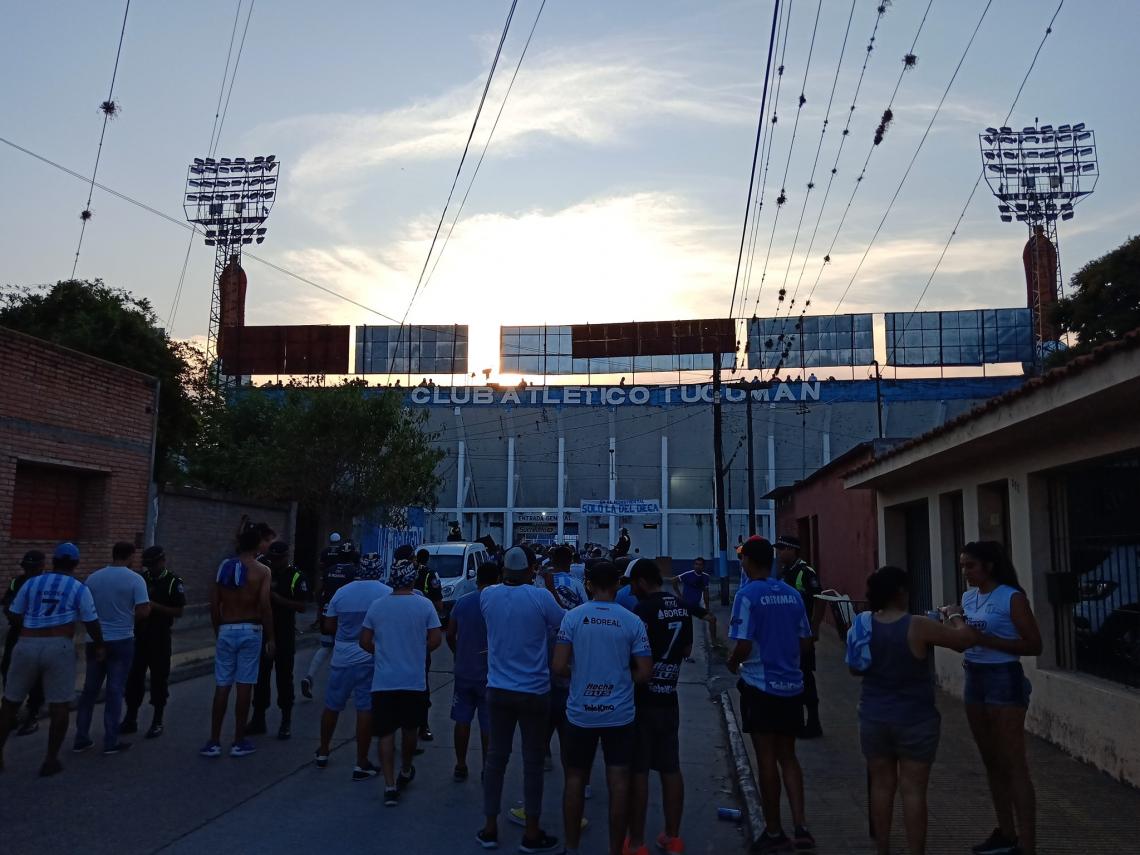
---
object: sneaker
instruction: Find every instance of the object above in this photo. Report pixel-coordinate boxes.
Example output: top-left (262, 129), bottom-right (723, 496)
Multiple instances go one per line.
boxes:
top-left (519, 833), bottom-right (560, 853)
top-left (103, 741), bottom-right (132, 755)
top-left (199, 740), bottom-right (222, 758)
top-left (972, 829), bottom-right (1019, 855)
top-left (72, 738), bottom-right (95, 753)
top-left (277, 720), bottom-right (292, 740)
top-left (624, 843), bottom-right (649, 855)
top-left (384, 787), bottom-right (399, 807)
top-left (145, 722), bottom-right (164, 739)
top-left (314, 749), bottom-right (329, 768)
top-left (353, 762), bottom-right (380, 781)
top-left (474, 829), bottom-right (499, 849)
top-left (751, 831), bottom-right (793, 854)
top-left (454, 764), bottom-right (469, 781)
top-left (245, 717), bottom-right (268, 736)
top-left (397, 765), bottom-right (416, 790)
top-left (300, 677), bottom-right (313, 699)
top-left (16, 717), bottom-right (40, 736)
top-left (656, 833), bottom-right (685, 853)
top-left (419, 726), bottom-right (434, 742)
top-left (120, 719), bottom-right (138, 735)
top-left (792, 826), bottom-right (815, 851)
top-left (230, 738), bottom-right (257, 758)
top-left (38, 758), bottom-right (64, 777)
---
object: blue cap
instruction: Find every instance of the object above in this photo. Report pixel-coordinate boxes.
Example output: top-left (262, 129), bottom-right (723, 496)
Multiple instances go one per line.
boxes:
top-left (54, 542), bottom-right (80, 561)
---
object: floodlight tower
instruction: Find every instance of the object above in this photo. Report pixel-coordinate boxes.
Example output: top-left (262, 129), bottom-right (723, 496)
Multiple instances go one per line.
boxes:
top-left (980, 123), bottom-right (1097, 352)
top-left (183, 155), bottom-right (280, 387)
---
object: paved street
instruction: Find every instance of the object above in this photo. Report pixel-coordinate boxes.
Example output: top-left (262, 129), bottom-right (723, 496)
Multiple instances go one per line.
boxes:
top-left (0, 628), bottom-right (745, 855)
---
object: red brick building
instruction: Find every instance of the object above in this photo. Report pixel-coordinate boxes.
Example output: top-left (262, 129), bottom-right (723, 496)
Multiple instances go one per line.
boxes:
top-left (767, 438), bottom-right (903, 605)
top-left (0, 327), bottom-right (157, 585)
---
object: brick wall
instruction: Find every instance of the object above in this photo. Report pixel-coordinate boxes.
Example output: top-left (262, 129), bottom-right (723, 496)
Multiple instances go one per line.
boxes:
top-left (153, 485), bottom-right (294, 607)
top-left (0, 327), bottom-right (157, 586)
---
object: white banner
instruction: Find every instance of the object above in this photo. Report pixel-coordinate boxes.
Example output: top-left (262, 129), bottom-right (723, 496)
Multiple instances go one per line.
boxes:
top-left (579, 499), bottom-right (661, 516)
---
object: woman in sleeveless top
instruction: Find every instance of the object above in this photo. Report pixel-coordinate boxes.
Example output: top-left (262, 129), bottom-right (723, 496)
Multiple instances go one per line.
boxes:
top-left (943, 541), bottom-right (1042, 855)
top-left (855, 567), bottom-right (979, 855)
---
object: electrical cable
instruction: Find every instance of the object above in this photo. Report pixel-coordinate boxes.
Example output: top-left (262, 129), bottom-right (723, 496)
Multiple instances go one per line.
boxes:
top-left (71, 0), bottom-right (131, 279)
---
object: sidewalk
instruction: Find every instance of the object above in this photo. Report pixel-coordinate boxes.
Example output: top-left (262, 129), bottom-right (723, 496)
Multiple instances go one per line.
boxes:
top-left (706, 594), bottom-right (1136, 854)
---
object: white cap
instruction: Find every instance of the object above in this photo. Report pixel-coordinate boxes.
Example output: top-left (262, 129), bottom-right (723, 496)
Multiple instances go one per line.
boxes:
top-left (328, 532), bottom-right (342, 544)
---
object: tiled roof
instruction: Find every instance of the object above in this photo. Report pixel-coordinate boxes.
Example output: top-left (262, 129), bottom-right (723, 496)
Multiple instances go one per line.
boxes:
top-left (845, 328), bottom-right (1140, 477)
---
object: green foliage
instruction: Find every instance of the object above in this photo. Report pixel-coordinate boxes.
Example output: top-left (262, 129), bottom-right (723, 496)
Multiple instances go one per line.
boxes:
top-left (1049, 235), bottom-right (1140, 365)
top-left (191, 380), bottom-right (443, 523)
top-left (0, 280), bottom-right (204, 479)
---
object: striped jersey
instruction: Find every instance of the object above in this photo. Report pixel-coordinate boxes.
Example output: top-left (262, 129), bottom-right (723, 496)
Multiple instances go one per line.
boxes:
top-left (9, 572), bottom-right (98, 629)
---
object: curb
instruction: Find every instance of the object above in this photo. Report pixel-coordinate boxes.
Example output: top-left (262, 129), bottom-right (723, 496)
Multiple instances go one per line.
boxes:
top-left (717, 688), bottom-right (764, 850)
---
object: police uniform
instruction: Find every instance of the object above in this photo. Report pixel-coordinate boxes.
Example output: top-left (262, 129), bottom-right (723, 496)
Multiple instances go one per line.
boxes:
top-left (782, 557), bottom-right (823, 733)
top-left (124, 566), bottom-right (186, 727)
top-left (253, 561), bottom-right (310, 720)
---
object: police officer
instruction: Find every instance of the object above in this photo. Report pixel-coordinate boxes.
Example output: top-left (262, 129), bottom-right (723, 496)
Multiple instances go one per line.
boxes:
top-left (122, 546), bottom-right (186, 739)
top-left (774, 535), bottom-right (825, 738)
top-left (249, 541), bottom-right (310, 740)
top-left (414, 547), bottom-right (443, 742)
top-left (2, 551), bottom-right (46, 736)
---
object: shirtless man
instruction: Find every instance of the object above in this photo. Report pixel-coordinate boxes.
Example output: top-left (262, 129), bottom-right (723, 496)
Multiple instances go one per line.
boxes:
top-left (200, 521), bottom-right (276, 758)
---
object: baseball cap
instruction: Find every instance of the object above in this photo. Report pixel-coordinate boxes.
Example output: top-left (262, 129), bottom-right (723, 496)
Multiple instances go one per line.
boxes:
top-left (502, 546), bottom-right (535, 577)
top-left (141, 545), bottom-right (166, 566)
top-left (774, 535), bottom-right (801, 550)
top-left (20, 550), bottom-right (46, 569)
top-left (53, 542), bottom-right (80, 561)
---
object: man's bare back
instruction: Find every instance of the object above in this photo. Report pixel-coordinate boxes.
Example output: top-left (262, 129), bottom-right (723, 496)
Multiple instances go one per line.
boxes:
top-left (212, 553), bottom-right (275, 644)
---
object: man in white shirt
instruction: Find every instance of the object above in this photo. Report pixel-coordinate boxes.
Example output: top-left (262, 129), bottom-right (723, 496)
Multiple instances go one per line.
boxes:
top-left (74, 542), bottom-right (150, 755)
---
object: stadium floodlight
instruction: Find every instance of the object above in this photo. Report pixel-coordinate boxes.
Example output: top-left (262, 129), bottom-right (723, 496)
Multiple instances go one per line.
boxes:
top-left (183, 154), bottom-right (282, 387)
top-left (979, 122), bottom-right (1098, 351)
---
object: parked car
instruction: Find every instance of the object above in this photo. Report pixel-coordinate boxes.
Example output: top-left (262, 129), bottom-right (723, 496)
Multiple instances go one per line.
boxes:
top-left (419, 542), bottom-right (491, 619)
top-left (1074, 544), bottom-right (1140, 673)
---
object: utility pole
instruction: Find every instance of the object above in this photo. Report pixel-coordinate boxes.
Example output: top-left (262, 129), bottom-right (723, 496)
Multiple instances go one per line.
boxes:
top-left (871, 359), bottom-right (884, 438)
top-left (744, 381), bottom-right (757, 536)
top-left (712, 355), bottom-right (730, 605)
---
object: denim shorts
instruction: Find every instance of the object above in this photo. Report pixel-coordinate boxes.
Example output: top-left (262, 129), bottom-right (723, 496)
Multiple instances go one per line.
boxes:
top-left (963, 661), bottom-right (1032, 707)
top-left (215, 623), bottom-right (262, 687)
top-left (860, 715), bottom-right (941, 763)
top-left (325, 662), bottom-right (373, 712)
top-left (451, 680), bottom-right (490, 729)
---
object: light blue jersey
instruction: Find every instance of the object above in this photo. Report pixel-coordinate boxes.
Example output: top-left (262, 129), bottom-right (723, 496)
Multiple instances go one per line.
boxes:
top-left (327, 580), bottom-right (392, 667)
top-left (729, 576), bottom-right (812, 697)
top-left (557, 600), bottom-right (651, 728)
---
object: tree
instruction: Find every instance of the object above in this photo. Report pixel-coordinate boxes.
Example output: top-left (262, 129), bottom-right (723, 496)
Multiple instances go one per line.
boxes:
top-left (1050, 234), bottom-right (1140, 363)
top-left (190, 379), bottom-right (444, 528)
top-left (0, 280), bottom-right (204, 479)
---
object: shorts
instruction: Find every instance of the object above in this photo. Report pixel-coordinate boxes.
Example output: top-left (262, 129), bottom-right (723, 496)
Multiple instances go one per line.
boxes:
top-left (372, 690), bottom-right (429, 737)
top-left (325, 662), bottom-right (373, 712)
top-left (632, 702), bottom-right (681, 774)
top-left (549, 683), bottom-right (569, 731)
top-left (963, 661), bottom-right (1032, 707)
top-left (859, 715), bottom-right (941, 763)
top-left (737, 680), bottom-right (803, 736)
top-left (451, 680), bottom-right (490, 730)
top-left (215, 623), bottom-right (262, 687)
top-left (2, 637), bottom-right (75, 704)
top-left (561, 720), bottom-right (635, 770)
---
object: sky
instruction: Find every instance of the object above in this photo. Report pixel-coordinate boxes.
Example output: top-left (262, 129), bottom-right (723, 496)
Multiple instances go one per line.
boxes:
top-left (2, 0), bottom-right (1139, 381)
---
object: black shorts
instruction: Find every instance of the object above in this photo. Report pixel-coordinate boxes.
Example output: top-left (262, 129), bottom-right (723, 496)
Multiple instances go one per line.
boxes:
top-left (562, 721), bottom-right (634, 770)
top-left (737, 680), bottom-right (803, 736)
top-left (632, 702), bottom-right (680, 774)
top-left (372, 690), bottom-right (429, 737)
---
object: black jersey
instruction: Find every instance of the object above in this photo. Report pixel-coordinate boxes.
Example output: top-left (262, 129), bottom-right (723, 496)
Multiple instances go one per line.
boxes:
top-left (320, 561), bottom-right (356, 610)
top-left (633, 591), bottom-right (694, 706)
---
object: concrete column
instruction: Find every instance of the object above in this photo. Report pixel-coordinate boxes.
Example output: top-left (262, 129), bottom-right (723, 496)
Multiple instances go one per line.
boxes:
top-left (506, 436), bottom-right (515, 546)
top-left (557, 435), bottom-right (566, 542)
top-left (660, 435), bottom-right (669, 556)
top-left (608, 410), bottom-right (617, 541)
top-left (822, 408), bottom-right (833, 464)
top-left (455, 440), bottom-right (466, 516)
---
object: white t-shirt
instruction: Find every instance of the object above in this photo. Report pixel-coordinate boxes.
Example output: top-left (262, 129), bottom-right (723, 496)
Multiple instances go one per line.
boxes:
top-left (363, 593), bottom-right (441, 691)
top-left (327, 580), bottom-right (392, 667)
top-left (85, 565), bottom-right (150, 641)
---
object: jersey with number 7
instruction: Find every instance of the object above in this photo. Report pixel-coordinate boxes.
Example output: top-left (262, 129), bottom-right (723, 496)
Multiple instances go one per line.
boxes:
top-left (633, 591), bottom-right (694, 706)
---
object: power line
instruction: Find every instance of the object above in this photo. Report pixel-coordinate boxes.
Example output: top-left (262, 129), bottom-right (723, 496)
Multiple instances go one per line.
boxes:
top-left (71, 0), bottom-right (131, 280)
top-left (830, 0), bottom-right (995, 316)
top-left (886, 0), bottom-right (1065, 367)
top-left (727, 0), bottom-right (782, 319)
top-left (419, 0), bottom-right (549, 299)
top-left (389, 0), bottom-right (521, 376)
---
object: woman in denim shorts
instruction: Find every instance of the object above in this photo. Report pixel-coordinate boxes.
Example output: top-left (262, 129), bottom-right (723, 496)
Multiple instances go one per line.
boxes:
top-left (854, 567), bottom-right (979, 855)
top-left (945, 541), bottom-right (1043, 855)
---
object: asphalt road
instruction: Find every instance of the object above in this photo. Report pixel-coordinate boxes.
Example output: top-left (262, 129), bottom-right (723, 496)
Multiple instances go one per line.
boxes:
top-left (0, 632), bottom-right (745, 855)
